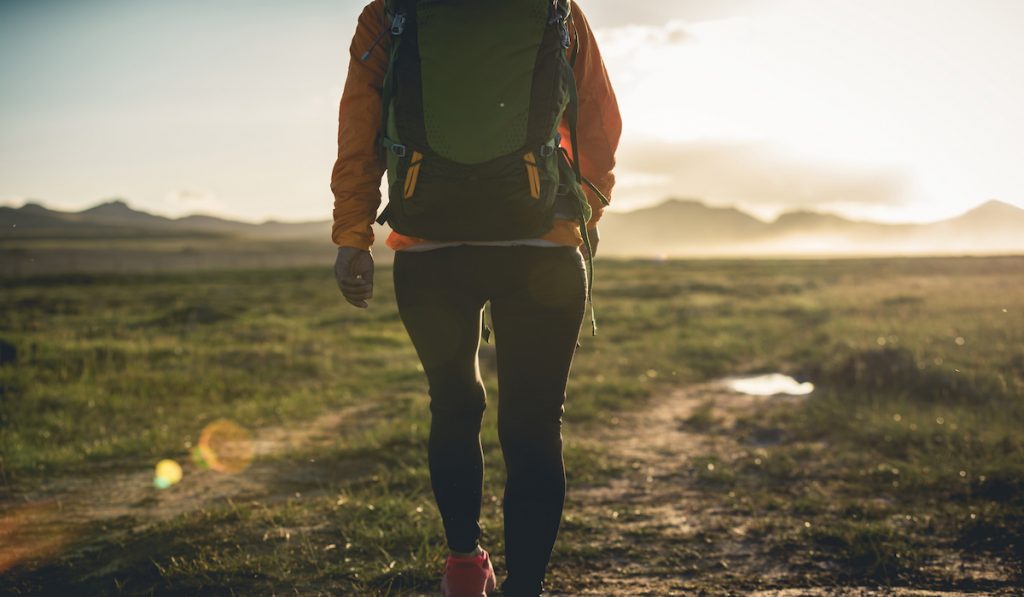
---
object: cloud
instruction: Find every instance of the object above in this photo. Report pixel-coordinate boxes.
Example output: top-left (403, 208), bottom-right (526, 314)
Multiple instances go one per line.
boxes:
top-left (165, 189), bottom-right (228, 216)
top-left (599, 21), bottom-right (691, 50)
top-left (587, 0), bottom-right (764, 27)
top-left (665, 0), bottom-right (767, 22)
top-left (614, 139), bottom-right (912, 216)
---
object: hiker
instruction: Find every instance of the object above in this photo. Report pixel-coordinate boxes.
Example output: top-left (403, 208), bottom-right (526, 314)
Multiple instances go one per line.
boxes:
top-left (331, 0), bottom-right (620, 595)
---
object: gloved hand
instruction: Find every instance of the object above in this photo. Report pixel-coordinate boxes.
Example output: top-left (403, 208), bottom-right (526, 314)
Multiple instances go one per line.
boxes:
top-left (335, 247), bottom-right (374, 308)
top-left (582, 225), bottom-right (599, 260)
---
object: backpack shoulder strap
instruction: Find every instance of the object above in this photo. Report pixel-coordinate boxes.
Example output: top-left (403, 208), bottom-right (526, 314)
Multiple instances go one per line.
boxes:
top-left (385, 0), bottom-right (412, 18)
top-left (373, 0), bottom-right (415, 226)
top-left (378, 0), bottom-right (413, 149)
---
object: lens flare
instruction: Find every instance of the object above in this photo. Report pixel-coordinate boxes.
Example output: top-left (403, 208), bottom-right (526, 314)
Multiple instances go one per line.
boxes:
top-left (153, 459), bottom-right (183, 489)
top-left (194, 419), bottom-right (254, 473)
top-left (0, 502), bottom-right (73, 573)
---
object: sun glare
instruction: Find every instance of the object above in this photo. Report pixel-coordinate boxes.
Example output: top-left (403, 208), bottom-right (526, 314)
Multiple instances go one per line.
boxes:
top-left (599, 1), bottom-right (1024, 221)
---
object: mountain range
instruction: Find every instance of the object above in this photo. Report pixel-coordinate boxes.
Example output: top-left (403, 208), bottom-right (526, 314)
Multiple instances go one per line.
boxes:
top-left (3, 197), bottom-right (1023, 256)
top-left (597, 198), bottom-right (1024, 256)
top-left (3, 199), bottom-right (330, 241)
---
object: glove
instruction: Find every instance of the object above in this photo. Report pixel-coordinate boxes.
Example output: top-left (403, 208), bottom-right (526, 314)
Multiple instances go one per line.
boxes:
top-left (582, 225), bottom-right (599, 260)
top-left (335, 247), bottom-right (375, 309)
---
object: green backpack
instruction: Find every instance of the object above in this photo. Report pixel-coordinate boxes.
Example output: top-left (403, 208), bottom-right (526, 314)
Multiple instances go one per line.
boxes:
top-left (368, 0), bottom-right (608, 334)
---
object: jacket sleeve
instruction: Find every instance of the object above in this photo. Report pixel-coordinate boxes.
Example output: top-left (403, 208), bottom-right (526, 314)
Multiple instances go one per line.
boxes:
top-left (560, 2), bottom-right (622, 229)
top-left (330, 0), bottom-right (389, 250)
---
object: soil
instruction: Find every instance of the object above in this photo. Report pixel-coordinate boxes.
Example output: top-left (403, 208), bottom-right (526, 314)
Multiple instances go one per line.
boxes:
top-left (550, 381), bottom-right (1019, 596)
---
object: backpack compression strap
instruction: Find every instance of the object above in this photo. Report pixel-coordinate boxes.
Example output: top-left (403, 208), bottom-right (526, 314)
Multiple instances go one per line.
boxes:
top-left (557, 1), bottom-right (609, 337)
top-left (370, 0), bottom-right (412, 226)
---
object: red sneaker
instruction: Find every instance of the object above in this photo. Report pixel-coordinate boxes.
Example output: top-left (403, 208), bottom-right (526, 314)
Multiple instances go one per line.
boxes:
top-left (441, 548), bottom-right (497, 597)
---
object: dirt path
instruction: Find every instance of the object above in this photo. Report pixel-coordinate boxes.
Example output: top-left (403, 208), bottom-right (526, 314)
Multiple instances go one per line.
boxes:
top-left (560, 382), bottom-right (805, 596)
top-left (556, 382), bottom-right (1015, 596)
top-left (3, 384), bottom-right (1016, 594)
top-left (0, 403), bottom-right (376, 573)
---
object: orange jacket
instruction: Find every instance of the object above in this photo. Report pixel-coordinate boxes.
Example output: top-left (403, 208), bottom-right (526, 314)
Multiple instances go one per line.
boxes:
top-left (330, 0), bottom-right (621, 251)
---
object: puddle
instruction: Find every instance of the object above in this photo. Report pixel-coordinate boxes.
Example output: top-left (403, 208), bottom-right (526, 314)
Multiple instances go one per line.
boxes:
top-left (721, 373), bottom-right (814, 396)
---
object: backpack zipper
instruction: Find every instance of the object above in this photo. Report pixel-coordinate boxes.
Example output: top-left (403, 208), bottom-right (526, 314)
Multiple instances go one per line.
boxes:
top-left (361, 11), bottom-right (406, 61)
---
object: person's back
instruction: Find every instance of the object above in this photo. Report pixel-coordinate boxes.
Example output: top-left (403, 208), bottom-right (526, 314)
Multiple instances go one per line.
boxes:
top-left (331, 1), bottom-right (620, 594)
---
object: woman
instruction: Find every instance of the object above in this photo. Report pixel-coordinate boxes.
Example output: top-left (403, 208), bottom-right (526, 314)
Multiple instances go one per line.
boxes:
top-left (330, 1), bottom-right (620, 594)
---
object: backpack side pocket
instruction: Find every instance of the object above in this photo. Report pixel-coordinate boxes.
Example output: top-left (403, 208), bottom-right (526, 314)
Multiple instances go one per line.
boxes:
top-left (555, 147), bottom-right (591, 226)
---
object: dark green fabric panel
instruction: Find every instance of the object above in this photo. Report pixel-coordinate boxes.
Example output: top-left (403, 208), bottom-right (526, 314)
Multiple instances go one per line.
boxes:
top-left (416, 0), bottom-right (548, 165)
top-left (526, 18), bottom-right (571, 147)
top-left (385, 147), bottom-right (559, 241)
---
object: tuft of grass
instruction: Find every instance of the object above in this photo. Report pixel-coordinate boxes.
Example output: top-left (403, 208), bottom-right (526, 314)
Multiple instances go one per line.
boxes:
top-left (680, 400), bottom-right (721, 432)
top-left (807, 519), bottom-right (923, 582)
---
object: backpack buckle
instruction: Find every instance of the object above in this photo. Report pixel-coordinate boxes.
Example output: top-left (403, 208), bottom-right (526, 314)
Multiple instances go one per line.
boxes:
top-left (382, 137), bottom-right (408, 158)
top-left (390, 13), bottom-right (406, 36)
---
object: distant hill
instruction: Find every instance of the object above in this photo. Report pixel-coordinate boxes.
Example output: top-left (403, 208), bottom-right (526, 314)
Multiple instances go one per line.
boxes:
top-left (597, 198), bottom-right (1024, 256)
top-left (594, 199), bottom-right (765, 254)
top-left (3, 200), bottom-right (194, 239)
top-left (0, 199), bottom-right (336, 242)
top-left (926, 200), bottom-right (1024, 239)
top-left (2, 197), bottom-right (1023, 256)
top-left (77, 199), bottom-right (175, 227)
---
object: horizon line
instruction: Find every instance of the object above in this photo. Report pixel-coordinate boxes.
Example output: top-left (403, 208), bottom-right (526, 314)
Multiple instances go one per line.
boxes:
top-left (1, 195), bottom-right (1020, 228)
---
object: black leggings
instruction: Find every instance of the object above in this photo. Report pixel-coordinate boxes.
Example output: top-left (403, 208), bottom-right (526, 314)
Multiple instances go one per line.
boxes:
top-left (393, 245), bottom-right (587, 593)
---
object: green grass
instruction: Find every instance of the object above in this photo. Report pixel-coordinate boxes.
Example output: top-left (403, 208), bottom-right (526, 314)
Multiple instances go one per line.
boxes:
top-left (1, 255), bottom-right (1022, 594)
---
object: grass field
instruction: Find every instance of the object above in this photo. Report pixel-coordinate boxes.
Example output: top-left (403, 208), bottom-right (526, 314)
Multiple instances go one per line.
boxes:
top-left (1, 255), bottom-right (1022, 595)
top-left (0, 238), bottom-right (338, 277)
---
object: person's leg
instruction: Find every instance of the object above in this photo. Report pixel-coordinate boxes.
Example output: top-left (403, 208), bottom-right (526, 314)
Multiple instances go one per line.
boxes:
top-left (393, 248), bottom-right (489, 555)
top-left (487, 246), bottom-right (587, 595)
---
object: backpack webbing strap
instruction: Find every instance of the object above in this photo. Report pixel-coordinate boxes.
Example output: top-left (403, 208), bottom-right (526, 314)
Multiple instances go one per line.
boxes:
top-left (374, 1), bottom-right (408, 227)
top-left (562, 148), bottom-right (597, 337)
top-left (379, 15), bottom-right (403, 155)
top-left (375, 205), bottom-right (390, 226)
top-left (580, 202), bottom-right (598, 337)
top-left (482, 300), bottom-right (493, 343)
top-left (582, 175), bottom-right (611, 206)
top-left (560, 10), bottom-right (599, 337)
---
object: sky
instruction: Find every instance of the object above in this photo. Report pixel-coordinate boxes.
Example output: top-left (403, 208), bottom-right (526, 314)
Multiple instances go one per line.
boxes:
top-left (1, 0), bottom-right (1023, 224)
